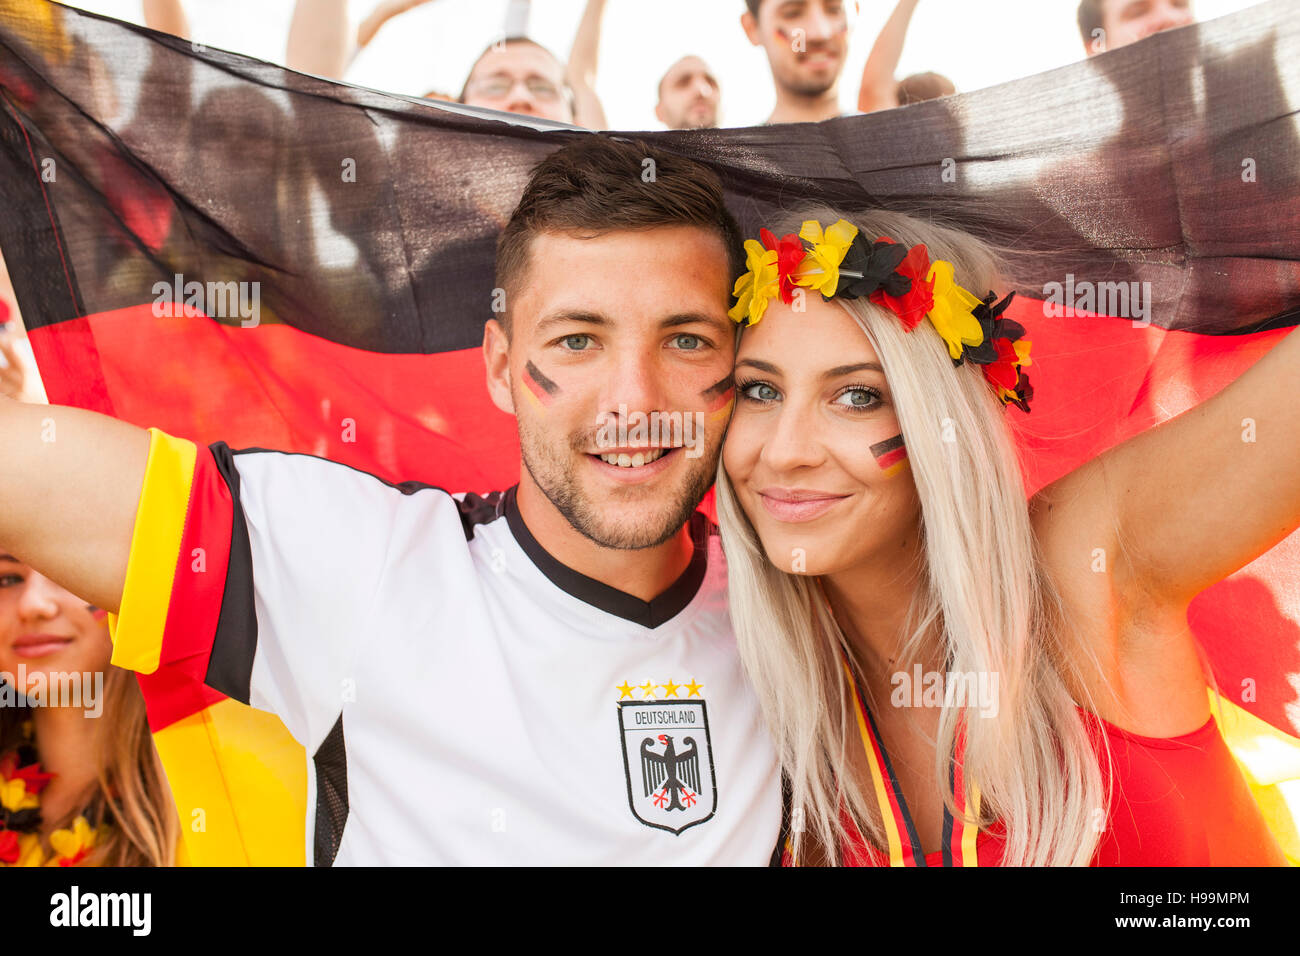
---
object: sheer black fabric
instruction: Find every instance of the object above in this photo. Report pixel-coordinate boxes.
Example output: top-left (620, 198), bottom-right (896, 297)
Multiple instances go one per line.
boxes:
top-left (0, 0), bottom-right (1297, 349)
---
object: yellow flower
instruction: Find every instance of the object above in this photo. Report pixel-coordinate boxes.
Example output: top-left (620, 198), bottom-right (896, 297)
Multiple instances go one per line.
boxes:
top-left (15, 832), bottom-right (45, 867)
top-left (728, 238), bottom-right (780, 326)
top-left (792, 218), bottom-right (858, 296)
top-left (1013, 338), bottom-right (1033, 367)
top-left (925, 260), bottom-right (986, 360)
top-left (46, 815), bottom-right (102, 866)
top-left (0, 778), bottom-right (38, 813)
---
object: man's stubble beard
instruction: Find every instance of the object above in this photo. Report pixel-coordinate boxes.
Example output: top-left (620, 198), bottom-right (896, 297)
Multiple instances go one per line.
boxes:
top-left (518, 414), bottom-right (718, 550)
top-left (775, 54), bottom-right (840, 99)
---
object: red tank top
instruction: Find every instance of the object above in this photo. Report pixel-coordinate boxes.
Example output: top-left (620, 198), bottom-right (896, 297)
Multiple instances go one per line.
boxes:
top-left (820, 707), bottom-right (1286, 867)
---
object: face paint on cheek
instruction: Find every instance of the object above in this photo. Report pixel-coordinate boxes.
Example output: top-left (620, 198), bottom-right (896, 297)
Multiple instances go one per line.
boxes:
top-left (521, 359), bottom-right (559, 410)
top-left (702, 374), bottom-right (736, 423)
top-left (86, 605), bottom-right (107, 622)
top-left (870, 434), bottom-right (909, 477)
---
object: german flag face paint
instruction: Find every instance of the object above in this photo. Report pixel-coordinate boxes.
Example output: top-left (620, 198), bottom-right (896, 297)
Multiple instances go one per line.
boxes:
top-left (521, 359), bottom-right (559, 410)
top-left (870, 433), bottom-right (908, 477)
top-left (86, 605), bottom-right (108, 622)
top-left (702, 374), bottom-right (735, 424)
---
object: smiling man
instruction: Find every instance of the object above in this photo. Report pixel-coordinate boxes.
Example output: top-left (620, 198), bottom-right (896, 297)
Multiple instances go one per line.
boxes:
top-left (0, 136), bottom-right (783, 865)
top-left (1078, 0), bottom-right (1196, 55)
top-left (742, 0), bottom-right (858, 124)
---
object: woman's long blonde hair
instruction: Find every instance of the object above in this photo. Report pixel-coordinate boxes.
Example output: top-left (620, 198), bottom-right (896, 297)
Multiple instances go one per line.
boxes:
top-left (1, 665), bottom-right (179, 866)
top-left (716, 205), bottom-right (1108, 866)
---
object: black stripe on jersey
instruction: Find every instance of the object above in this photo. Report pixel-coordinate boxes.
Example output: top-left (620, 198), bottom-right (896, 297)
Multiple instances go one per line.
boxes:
top-left (941, 757), bottom-right (956, 867)
top-left (502, 485), bottom-right (709, 629)
top-left (313, 714), bottom-right (349, 867)
top-left (204, 443), bottom-right (259, 704)
top-left (456, 490), bottom-right (507, 539)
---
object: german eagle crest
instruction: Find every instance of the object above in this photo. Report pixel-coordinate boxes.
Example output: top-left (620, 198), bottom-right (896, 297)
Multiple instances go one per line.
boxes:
top-left (618, 698), bottom-right (717, 833)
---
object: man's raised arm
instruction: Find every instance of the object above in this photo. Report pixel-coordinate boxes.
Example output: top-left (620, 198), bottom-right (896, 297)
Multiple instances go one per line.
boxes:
top-left (0, 395), bottom-right (150, 614)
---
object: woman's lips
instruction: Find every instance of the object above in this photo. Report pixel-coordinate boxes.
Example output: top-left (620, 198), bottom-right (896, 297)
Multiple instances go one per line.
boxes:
top-left (12, 634), bottom-right (74, 659)
top-left (757, 489), bottom-right (849, 523)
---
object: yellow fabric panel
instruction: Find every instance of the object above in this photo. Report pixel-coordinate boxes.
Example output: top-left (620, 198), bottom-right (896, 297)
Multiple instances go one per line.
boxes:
top-left (1214, 689), bottom-right (1300, 865)
top-left (153, 697), bottom-right (307, 866)
top-left (108, 428), bottom-right (196, 676)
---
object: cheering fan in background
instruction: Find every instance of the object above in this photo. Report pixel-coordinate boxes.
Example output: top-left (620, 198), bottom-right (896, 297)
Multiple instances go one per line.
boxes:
top-left (0, 553), bottom-right (179, 867)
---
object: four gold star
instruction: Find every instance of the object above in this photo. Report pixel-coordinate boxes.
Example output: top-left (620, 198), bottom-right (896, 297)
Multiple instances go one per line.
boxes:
top-left (618, 679), bottom-right (704, 700)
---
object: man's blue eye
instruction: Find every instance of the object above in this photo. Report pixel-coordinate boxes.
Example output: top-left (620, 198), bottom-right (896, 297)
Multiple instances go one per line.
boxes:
top-left (562, 335), bottom-right (592, 350)
top-left (674, 334), bottom-right (702, 350)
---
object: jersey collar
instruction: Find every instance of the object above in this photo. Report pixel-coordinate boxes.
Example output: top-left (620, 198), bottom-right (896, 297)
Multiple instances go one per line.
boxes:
top-left (502, 485), bottom-right (710, 629)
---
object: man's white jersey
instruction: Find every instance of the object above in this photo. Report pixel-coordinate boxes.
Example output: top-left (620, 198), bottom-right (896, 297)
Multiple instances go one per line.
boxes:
top-left (113, 430), bottom-right (784, 865)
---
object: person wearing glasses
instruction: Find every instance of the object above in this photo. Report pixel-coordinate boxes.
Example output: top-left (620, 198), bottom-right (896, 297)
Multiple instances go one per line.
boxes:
top-left (277, 0), bottom-right (608, 128)
top-left (458, 36), bottom-right (583, 125)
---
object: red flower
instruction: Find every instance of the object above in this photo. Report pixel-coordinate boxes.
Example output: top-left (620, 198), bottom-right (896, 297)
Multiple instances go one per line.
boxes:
top-left (870, 240), bottom-right (934, 330)
top-left (0, 751), bottom-right (54, 795)
top-left (761, 227), bottom-right (806, 305)
top-left (0, 829), bottom-right (18, 865)
top-left (58, 847), bottom-right (90, 867)
top-left (982, 338), bottom-right (1021, 391)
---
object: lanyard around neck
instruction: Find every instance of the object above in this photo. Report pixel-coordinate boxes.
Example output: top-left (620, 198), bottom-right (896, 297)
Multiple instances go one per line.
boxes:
top-left (841, 653), bottom-right (982, 866)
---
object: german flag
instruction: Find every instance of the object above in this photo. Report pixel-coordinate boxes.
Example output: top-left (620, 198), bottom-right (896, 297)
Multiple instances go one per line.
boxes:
top-left (1, 0), bottom-right (1299, 864)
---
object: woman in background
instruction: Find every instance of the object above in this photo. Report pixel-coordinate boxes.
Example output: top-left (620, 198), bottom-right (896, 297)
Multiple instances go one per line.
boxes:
top-left (0, 552), bottom-right (177, 866)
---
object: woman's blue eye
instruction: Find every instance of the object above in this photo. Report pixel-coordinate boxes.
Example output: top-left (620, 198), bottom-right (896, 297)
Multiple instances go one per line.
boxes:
top-left (561, 334), bottom-right (593, 350)
top-left (742, 382), bottom-right (780, 402)
top-left (834, 387), bottom-right (881, 410)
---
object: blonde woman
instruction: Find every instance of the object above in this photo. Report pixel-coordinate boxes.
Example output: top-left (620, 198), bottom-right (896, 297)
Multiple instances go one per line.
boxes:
top-left (717, 208), bottom-right (1297, 866)
top-left (0, 552), bottom-right (178, 866)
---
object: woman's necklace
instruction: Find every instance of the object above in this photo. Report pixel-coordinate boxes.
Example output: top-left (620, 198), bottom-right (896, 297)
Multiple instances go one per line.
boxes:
top-left (0, 724), bottom-right (111, 867)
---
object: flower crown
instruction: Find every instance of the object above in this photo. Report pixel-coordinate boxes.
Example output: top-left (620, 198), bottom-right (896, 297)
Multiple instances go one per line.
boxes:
top-left (728, 219), bottom-right (1033, 413)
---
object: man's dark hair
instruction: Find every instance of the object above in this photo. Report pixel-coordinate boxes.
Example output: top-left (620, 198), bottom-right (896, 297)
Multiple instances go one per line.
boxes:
top-left (495, 137), bottom-right (744, 334)
top-left (896, 72), bottom-right (956, 106)
top-left (1077, 0), bottom-right (1107, 45)
top-left (744, 0), bottom-right (762, 17)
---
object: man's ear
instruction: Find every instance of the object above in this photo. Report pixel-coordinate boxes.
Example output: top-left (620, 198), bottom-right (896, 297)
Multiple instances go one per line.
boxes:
top-left (483, 318), bottom-right (516, 417)
top-left (654, 100), bottom-right (667, 125)
top-left (740, 11), bottom-right (761, 47)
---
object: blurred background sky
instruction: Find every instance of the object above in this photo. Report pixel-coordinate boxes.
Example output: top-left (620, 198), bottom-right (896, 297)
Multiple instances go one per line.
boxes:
top-left (63, 0), bottom-right (1267, 128)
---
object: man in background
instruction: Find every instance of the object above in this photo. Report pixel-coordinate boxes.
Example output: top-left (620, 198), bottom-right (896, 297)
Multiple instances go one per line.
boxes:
top-left (656, 55), bottom-right (722, 129)
top-left (742, 0), bottom-right (925, 123)
top-left (1078, 0), bottom-right (1195, 55)
top-left (458, 37), bottom-right (584, 125)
